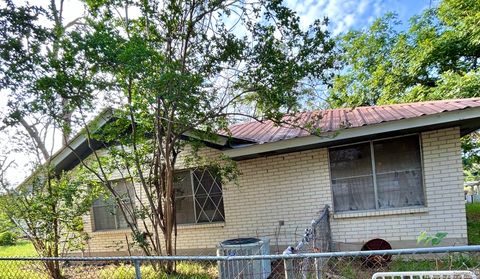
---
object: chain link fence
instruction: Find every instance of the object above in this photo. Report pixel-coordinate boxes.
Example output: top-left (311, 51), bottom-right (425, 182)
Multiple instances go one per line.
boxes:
top-left (1, 246), bottom-right (480, 278)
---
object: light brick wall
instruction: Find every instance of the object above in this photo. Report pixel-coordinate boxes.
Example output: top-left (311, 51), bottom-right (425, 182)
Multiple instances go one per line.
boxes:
top-left (81, 127), bottom-right (467, 255)
top-left (331, 127), bottom-right (467, 249)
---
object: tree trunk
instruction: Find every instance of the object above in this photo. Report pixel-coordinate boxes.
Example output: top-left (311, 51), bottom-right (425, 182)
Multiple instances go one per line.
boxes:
top-left (19, 116), bottom-right (50, 161)
top-left (45, 261), bottom-right (63, 279)
top-left (61, 97), bottom-right (71, 146)
top-left (164, 167), bottom-right (175, 273)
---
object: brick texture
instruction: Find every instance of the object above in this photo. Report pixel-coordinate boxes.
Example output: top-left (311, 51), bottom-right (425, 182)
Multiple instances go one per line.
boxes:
top-left (81, 127), bottom-right (467, 255)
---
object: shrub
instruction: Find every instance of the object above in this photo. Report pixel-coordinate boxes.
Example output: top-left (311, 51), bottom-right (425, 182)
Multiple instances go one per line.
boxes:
top-left (0, 231), bottom-right (18, 246)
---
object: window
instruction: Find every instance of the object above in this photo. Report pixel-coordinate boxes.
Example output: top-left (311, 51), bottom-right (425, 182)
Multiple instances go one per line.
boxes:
top-left (174, 169), bottom-right (225, 224)
top-left (329, 135), bottom-right (424, 212)
top-left (92, 180), bottom-right (134, 231)
top-left (329, 142), bottom-right (376, 211)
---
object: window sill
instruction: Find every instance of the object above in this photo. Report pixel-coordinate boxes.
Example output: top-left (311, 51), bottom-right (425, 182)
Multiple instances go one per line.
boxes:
top-left (177, 222), bottom-right (225, 230)
top-left (333, 207), bottom-right (428, 219)
top-left (90, 228), bottom-right (131, 235)
top-left (89, 223), bottom-right (225, 234)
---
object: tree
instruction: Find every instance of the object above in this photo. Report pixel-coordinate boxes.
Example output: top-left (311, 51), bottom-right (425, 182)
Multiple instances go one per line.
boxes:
top-left (328, 13), bottom-right (403, 107)
top-left (0, 158), bottom-right (16, 235)
top-left (463, 132), bottom-right (480, 181)
top-left (0, 2), bottom-right (104, 278)
top-left (0, 153), bottom-right (98, 279)
top-left (1, 0), bottom-right (336, 273)
top-left (0, 0), bottom-right (100, 153)
top-left (329, 0), bottom-right (480, 107)
top-left (63, 0), bottom-right (337, 272)
top-left (328, 0), bottom-right (480, 179)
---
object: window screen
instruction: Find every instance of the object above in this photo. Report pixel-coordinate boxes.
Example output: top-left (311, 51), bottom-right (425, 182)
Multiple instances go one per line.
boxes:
top-left (175, 171), bottom-right (196, 224)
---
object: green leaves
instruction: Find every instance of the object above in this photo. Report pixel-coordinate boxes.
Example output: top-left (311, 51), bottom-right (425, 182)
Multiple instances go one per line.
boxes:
top-left (66, 0), bottom-right (338, 260)
top-left (0, 0), bottom-right (337, 260)
top-left (240, 7), bottom-right (335, 120)
top-left (438, 0), bottom-right (480, 47)
top-left (463, 132), bottom-right (480, 181)
top-left (417, 231), bottom-right (448, 246)
top-left (329, 0), bottom-right (480, 108)
top-left (329, 13), bottom-right (402, 107)
top-left (0, 168), bottom-right (100, 258)
top-left (0, 0), bottom-right (101, 142)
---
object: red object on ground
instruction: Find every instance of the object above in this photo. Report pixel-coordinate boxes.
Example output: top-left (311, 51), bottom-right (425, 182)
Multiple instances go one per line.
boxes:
top-left (361, 238), bottom-right (392, 268)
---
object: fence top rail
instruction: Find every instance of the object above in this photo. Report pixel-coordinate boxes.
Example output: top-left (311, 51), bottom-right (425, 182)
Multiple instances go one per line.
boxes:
top-left (1, 245), bottom-right (480, 262)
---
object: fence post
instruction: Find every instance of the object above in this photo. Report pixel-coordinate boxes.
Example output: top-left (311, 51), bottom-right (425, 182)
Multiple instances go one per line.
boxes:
top-left (314, 257), bottom-right (324, 279)
top-left (284, 258), bottom-right (294, 279)
top-left (134, 259), bottom-right (141, 279)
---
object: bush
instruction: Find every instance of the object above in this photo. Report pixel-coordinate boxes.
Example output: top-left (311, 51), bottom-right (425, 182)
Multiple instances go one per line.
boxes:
top-left (466, 203), bottom-right (480, 244)
top-left (0, 231), bottom-right (18, 246)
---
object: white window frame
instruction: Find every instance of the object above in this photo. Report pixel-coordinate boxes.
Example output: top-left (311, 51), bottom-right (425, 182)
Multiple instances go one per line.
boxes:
top-left (328, 133), bottom-right (426, 212)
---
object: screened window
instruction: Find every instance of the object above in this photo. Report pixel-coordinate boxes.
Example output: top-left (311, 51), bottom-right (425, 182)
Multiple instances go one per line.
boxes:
top-left (329, 135), bottom-right (424, 212)
top-left (174, 169), bottom-right (225, 224)
top-left (92, 180), bottom-right (134, 231)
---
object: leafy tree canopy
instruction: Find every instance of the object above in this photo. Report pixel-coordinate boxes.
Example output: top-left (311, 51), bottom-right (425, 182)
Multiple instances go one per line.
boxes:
top-left (0, 0), bottom-right (336, 266)
top-left (328, 0), bottom-right (480, 180)
top-left (84, 0), bottom-right (335, 259)
top-left (328, 0), bottom-right (480, 107)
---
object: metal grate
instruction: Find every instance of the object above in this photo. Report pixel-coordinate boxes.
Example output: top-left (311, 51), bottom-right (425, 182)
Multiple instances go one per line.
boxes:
top-left (217, 238), bottom-right (271, 279)
top-left (192, 169), bottom-right (225, 223)
top-left (174, 168), bottom-right (225, 224)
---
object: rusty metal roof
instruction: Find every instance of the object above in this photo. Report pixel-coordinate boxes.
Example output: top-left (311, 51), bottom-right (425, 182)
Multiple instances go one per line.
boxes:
top-left (226, 98), bottom-right (480, 144)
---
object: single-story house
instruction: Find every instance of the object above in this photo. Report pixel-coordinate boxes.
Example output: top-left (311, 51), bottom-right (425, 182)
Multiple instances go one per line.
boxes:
top-left (45, 98), bottom-right (480, 256)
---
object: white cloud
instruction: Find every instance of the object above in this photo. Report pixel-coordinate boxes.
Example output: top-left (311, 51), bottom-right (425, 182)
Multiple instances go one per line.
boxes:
top-left (286, 0), bottom-right (371, 34)
top-left (286, 0), bottom-right (424, 34)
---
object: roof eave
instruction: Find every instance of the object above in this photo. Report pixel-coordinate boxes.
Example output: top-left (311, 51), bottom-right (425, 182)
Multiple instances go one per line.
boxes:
top-left (50, 120), bottom-right (254, 174)
top-left (50, 110), bottom-right (113, 174)
top-left (181, 130), bottom-right (255, 149)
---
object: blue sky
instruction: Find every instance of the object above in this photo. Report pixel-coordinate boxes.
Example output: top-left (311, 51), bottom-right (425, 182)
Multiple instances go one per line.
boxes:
top-left (286, 0), bottom-right (434, 34)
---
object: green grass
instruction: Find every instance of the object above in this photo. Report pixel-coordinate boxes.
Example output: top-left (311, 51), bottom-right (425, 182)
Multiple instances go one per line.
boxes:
top-left (0, 240), bottom-right (43, 279)
top-left (389, 254), bottom-right (480, 272)
top-left (0, 241), bottom-right (216, 278)
top-left (466, 202), bottom-right (480, 245)
top-left (0, 240), bottom-right (37, 257)
top-left (98, 262), bottom-right (217, 279)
